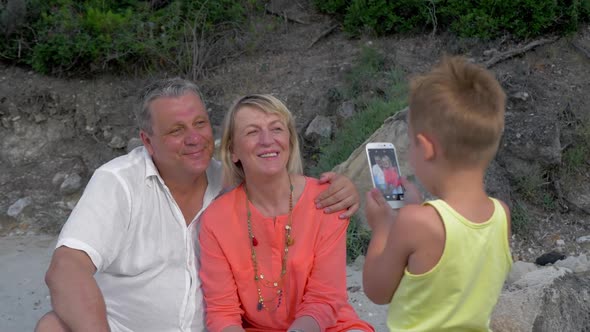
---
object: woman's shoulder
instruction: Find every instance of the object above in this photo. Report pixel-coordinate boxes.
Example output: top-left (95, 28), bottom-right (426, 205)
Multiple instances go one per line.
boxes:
top-left (201, 186), bottom-right (242, 221)
top-left (300, 176), bottom-right (327, 194)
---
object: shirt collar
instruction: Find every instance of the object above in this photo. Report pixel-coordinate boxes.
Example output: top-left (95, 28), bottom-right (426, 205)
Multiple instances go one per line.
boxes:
top-left (141, 147), bottom-right (223, 198)
top-left (142, 147), bottom-right (161, 179)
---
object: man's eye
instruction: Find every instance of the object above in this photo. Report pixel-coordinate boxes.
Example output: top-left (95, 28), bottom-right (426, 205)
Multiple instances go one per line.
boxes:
top-left (195, 120), bottom-right (207, 127)
top-left (273, 127), bottom-right (284, 132)
top-left (170, 128), bottom-right (182, 135)
top-left (247, 130), bottom-right (258, 135)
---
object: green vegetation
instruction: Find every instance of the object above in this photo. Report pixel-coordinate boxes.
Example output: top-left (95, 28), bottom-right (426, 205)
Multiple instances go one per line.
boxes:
top-left (514, 165), bottom-right (546, 202)
top-left (314, 0), bottom-right (590, 39)
top-left (511, 200), bottom-right (531, 235)
top-left (514, 165), bottom-right (558, 212)
top-left (0, 0), bottom-right (258, 76)
top-left (310, 46), bottom-right (407, 175)
top-left (563, 122), bottom-right (590, 175)
top-left (346, 215), bottom-right (372, 263)
top-left (309, 46), bottom-right (406, 261)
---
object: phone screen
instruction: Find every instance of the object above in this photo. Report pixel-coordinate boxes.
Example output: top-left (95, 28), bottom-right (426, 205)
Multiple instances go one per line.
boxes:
top-left (367, 148), bottom-right (404, 202)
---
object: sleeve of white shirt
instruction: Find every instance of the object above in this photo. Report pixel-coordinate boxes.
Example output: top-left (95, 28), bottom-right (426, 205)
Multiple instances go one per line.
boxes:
top-left (56, 168), bottom-right (132, 272)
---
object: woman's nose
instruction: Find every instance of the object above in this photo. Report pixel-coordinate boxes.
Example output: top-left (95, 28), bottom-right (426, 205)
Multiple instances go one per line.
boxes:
top-left (259, 130), bottom-right (272, 145)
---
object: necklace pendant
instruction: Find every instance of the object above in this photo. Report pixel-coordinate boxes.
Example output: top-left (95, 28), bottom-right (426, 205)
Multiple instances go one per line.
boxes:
top-left (287, 237), bottom-right (295, 246)
top-left (257, 302), bottom-right (263, 311)
top-left (252, 237), bottom-right (258, 246)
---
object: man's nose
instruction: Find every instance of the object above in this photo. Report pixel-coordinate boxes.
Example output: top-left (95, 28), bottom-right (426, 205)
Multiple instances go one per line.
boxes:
top-left (184, 128), bottom-right (202, 145)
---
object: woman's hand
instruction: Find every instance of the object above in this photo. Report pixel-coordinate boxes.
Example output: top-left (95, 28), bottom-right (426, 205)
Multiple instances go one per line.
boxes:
top-left (316, 172), bottom-right (359, 219)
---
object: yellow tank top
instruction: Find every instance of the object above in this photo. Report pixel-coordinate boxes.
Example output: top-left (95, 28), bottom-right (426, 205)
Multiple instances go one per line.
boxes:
top-left (386, 198), bottom-right (513, 332)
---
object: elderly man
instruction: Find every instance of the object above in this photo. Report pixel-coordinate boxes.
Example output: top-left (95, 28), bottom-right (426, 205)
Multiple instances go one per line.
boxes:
top-left (35, 78), bottom-right (360, 332)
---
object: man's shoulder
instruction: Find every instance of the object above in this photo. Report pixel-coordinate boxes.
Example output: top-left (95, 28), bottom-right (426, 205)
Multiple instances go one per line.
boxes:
top-left (84, 147), bottom-right (151, 196)
top-left (94, 147), bottom-right (149, 178)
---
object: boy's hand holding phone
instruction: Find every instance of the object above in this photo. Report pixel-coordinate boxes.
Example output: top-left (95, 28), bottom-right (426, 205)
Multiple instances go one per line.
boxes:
top-left (365, 142), bottom-right (405, 209)
top-left (365, 188), bottom-right (398, 231)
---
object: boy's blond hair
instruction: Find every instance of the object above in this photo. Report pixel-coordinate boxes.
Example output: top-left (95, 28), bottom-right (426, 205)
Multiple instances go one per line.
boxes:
top-left (409, 56), bottom-right (506, 167)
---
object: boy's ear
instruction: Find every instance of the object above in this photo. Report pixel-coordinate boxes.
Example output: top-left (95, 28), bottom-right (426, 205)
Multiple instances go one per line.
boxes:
top-left (417, 133), bottom-right (435, 161)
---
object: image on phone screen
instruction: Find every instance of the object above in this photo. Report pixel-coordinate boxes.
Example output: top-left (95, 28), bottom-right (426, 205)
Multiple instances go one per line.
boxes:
top-left (367, 148), bottom-right (404, 202)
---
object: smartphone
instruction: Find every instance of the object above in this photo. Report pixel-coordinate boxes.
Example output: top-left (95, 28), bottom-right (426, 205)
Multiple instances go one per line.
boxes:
top-left (366, 142), bottom-right (405, 209)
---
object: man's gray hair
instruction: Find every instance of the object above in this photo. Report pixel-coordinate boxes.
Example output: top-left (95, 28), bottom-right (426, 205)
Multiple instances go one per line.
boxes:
top-left (136, 78), bottom-right (204, 134)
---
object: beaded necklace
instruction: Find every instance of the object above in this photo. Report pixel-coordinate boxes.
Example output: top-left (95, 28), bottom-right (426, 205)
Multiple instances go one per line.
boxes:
top-left (245, 177), bottom-right (294, 311)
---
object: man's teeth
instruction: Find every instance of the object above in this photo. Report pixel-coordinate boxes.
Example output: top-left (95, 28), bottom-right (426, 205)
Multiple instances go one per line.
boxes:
top-left (260, 152), bottom-right (278, 158)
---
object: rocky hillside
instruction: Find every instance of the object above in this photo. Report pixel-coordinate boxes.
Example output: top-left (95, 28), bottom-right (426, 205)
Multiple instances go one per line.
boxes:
top-left (1, 2), bottom-right (589, 264)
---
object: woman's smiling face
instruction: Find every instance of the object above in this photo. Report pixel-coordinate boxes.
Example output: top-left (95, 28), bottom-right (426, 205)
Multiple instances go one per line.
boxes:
top-left (230, 106), bottom-right (291, 179)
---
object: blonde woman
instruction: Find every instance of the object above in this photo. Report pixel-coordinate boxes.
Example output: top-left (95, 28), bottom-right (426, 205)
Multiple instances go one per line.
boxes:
top-left (198, 95), bottom-right (373, 332)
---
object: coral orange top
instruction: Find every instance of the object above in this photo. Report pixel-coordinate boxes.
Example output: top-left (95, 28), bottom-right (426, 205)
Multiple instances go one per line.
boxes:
top-left (383, 167), bottom-right (401, 187)
top-left (199, 177), bottom-right (373, 332)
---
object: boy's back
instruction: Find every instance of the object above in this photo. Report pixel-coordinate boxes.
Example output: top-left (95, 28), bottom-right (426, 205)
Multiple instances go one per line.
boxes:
top-left (363, 56), bottom-right (512, 331)
top-left (385, 199), bottom-right (512, 331)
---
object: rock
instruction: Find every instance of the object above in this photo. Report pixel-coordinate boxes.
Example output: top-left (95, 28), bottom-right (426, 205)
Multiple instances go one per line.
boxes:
top-left (483, 48), bottom-right (498, 57)
top-left (535, 251), bottom-right (566, 266)
top-left (555, 239), bottom-right (565, 246)
top-left (1, 116), bottom-right (10, 128)
top-left (576, 235), bottom-right (590, 244)
top-left (304, 115), bottom-right (332, 141)
top-left (511, 91), bottom-right (530, 101)
top-left (102, 126), bottom-right (113, 140)
top-left (52, 172), bottom-right (67, 186)
top-left (108, 135), bottom-right (126, 149)
top-left (7, 197), bottom-right (32, 218)
top-left (8, 102), bottom-right (18, 115)
top-left (554, 254), bottom-right (590, 273)
top-left (59, 174), bottom-right (82, 195)
top-left (126, 137), bottom-right (143, 153)
top-left (337, 101), bottom-right (356, 119)
top-left (506, 261), bottom-right (538, 285)
top-left (491, 267), bottom-right (590, 332)
top-left (34, 113), bottom-right (47, 123)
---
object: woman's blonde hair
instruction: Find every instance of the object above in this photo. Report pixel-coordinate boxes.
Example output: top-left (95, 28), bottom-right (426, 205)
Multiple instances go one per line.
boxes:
top-left (409, 56), bottom-right (506, 167)
top-left (220, 94), bottom-right (303, 187)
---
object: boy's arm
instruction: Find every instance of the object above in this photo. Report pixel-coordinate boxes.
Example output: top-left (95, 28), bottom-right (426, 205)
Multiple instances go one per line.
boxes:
top-left (363, 189), bottom-right (416, 305)
top-left (316, 172), bottom-right (359, 219)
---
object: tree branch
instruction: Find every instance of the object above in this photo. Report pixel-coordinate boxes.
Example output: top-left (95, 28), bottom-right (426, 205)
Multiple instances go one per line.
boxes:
top-left (484, 36), bottom-right (559, 68)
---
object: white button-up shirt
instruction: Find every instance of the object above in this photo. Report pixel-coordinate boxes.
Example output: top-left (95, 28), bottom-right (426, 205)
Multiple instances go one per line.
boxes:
top-left (56, 147), bottom-right (222, 332)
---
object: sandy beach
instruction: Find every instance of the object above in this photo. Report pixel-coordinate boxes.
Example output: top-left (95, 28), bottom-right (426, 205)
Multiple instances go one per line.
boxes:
top-left (0, 236), bottom-right (54, 332)
top-left (0, 235), bottom-right (388, 331)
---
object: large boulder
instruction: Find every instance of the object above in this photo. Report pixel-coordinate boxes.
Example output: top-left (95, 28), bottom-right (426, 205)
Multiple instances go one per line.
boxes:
top-left (491, 267), bottom-right (590, 331)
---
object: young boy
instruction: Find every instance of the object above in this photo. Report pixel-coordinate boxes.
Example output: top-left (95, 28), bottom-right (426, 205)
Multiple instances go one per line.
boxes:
top-left (363, 56), bottom-right (513, 331)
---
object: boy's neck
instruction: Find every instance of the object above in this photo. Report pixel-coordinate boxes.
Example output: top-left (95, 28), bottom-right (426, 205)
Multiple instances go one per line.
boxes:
top-left (435, 168), bottom-right (485, 198)
top-left (432, 166), bottom-right (494, 223)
